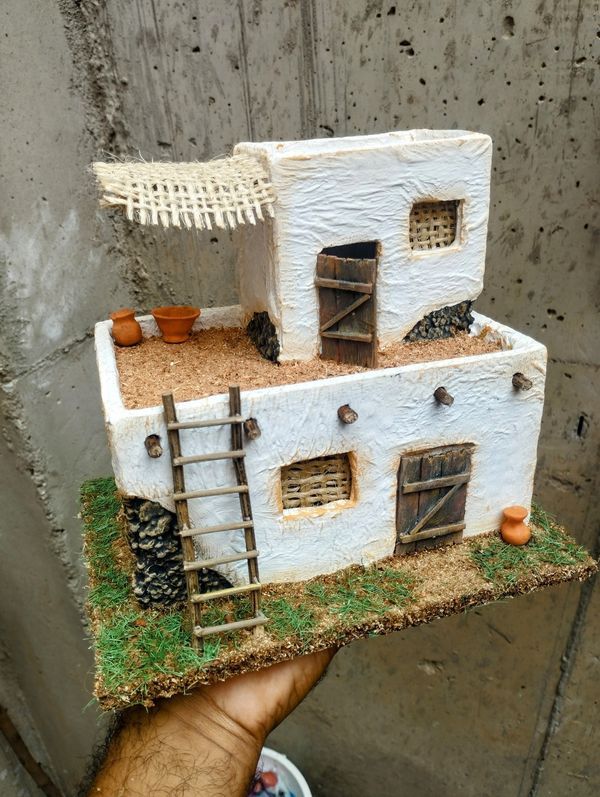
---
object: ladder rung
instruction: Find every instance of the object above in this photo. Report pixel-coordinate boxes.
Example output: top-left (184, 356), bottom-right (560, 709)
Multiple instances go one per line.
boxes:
top-left (179, 520), bottom-right (254, 537)
top-left (167, 415), bottom-right (243, 430)
top-left (173, 450), bottom-right (245, 466)
top-left (184, 550), bottom-right (259, 570)
top-left (194, 613), bottom-right (268, 638)
top-left (191, 582), bottom-right (261, 602)
top-left (174, 485), bottom-right (248, 500)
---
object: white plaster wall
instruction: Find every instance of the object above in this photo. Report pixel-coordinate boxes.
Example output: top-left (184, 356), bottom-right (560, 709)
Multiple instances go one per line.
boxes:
top-left (96, 311), bottom-right (545, 585)
top-left (234, 205), bottom-right (278, 320)
top-left (235, 130), bottom-right (492, 360)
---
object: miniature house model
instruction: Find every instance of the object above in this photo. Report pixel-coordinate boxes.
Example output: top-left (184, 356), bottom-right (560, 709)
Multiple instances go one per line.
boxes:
top-left (93, 130), bottom-right (546, 644)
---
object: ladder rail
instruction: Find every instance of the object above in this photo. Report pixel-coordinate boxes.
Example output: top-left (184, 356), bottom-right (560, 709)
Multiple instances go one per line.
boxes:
top-left (191, 582), bottom-right (261, 602)
top-left (167, 415), bottom-right (243, 430)
top-left (173, 450), bottom-right (245, 466)
top-left (229, 386), bottom-right (261, 617)
top-left (174, 485), bottom-right (248, 500)
top-left (162, 393), bottom-right (205, 652)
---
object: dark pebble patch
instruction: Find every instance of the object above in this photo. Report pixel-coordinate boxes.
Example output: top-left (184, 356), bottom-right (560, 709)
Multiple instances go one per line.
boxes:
top-left (404, 300), bottom-right (475, 342)
top-left (123, 497), bottom-right (232, 608)
top-left (247, 311), bottom-right (280, 362)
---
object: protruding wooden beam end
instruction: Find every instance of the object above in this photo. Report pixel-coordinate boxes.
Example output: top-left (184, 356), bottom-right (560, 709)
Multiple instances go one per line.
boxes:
top-left (244, 417), bottom-right (262, 440)
top-left (512, 372), bottom-right (533, 391)
top-left (144, 434), bottom-right (163, 458)
top-left (338, 404), bottom-right (359, 424)
top-left (434, 386), bottom-right (454, 406)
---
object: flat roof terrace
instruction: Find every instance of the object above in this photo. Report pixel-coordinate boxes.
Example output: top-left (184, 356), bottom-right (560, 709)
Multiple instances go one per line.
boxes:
top-left (114, 326), bottom-right (502, 410)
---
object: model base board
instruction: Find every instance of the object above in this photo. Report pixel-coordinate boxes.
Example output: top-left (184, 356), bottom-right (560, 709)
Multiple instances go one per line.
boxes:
top-left (82, 479), bottom-right (596, 711)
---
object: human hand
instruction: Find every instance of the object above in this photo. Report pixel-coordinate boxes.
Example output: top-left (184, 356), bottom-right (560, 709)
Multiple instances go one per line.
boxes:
top-left (90, 647), bottom-right (336, 796)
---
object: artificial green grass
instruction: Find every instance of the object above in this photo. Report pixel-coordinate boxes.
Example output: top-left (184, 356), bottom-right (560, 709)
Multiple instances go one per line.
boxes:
top-left (470, 505), bottom-right (589, 586)
top-left (305, 566), bottom-right (414, 620)
top-left (81, 478), bottom-right (419, 702)
top-left (81, 479), bottom-right (130, 611)
top-left (81, 478), bottom-right (596, 709)
top-left (263, 598), bottom-right (317, 643)
top-left (82, 479), bottom-right (221, 694)
top-left (95, 610), bottom-right (221, 694)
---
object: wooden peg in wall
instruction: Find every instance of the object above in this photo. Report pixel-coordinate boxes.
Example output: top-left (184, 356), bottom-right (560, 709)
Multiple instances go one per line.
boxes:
top-left (244, 417), bottom-right (262, 440)
top-left (338, 404), bottom-right (359, 424)
top-left (434, 386), bottom-right (454, 406)
top-left (512, 372), bottom-right (533, 391)
top-left (144, 434), bottom-right (163, 458)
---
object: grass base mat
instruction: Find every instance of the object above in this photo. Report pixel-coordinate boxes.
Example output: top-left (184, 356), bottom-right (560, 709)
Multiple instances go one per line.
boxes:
top-left (81, 479), bottom-right (597, 710)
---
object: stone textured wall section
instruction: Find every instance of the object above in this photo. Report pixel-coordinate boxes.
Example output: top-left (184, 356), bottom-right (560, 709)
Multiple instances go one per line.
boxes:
top-left (123, 497), bottom-right (232, 608)
top-left (123, 497), bottom-right (187, 608)
top-left (247, 311), bottom-right (281, 362)
top-left (404, 300), bottom-right (475, 342)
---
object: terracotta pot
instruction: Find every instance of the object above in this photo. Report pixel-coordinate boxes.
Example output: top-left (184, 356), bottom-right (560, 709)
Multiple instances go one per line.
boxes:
top-left (110, 308), bottom-right (143, 347)
top-left (500, 505), bottom-right (531, 546)
top-left (151, 305), bottom-right (200, 343)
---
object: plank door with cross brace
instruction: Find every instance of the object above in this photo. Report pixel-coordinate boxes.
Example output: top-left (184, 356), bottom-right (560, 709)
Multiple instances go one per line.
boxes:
top-left (395, 444), bottom-right (473, 555)
top-left (315, 242), bottom-right (378, 367)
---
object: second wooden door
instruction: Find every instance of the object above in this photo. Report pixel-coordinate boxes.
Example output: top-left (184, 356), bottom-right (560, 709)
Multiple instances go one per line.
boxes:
top-left (315, 243), bottom-right (377, 367)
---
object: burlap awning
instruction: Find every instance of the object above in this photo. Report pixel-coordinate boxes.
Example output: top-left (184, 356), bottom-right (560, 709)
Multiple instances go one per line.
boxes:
top-left (92, 155), bottom-right (275, 231)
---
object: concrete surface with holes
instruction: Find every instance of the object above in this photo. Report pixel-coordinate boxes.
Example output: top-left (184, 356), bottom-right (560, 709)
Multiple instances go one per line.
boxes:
top-left (0, 2), bottom-right (598, 795)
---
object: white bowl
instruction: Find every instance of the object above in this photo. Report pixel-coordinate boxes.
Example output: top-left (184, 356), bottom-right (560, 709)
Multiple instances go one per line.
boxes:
top-left (253, 746), bottom-right (312, 796)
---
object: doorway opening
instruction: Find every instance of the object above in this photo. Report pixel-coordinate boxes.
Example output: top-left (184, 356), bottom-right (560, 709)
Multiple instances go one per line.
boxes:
top-left (315, 241), bottom-right (379, 367)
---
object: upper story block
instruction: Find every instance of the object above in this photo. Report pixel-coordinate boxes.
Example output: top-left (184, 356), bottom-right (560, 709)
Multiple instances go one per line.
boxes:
top-left (235, 129), bottom-right (492, 361)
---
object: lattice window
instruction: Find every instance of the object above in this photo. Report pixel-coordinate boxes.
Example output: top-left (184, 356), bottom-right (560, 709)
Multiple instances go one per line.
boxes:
top-left (281, 454), bottom-right (352, 510)
top-left (409, 200), bottom-right (459, 251)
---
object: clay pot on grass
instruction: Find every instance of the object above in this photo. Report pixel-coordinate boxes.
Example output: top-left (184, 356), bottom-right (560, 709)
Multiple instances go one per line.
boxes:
top-left (151, 305), bottom-right (200, 343)
top-left (500, 505), bottom-right (531, 546)
top-left (110, 308), bottom-right (143, 347)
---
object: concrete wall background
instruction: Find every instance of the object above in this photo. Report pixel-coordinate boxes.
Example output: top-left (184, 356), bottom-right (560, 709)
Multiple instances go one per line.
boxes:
top-left (0, 1), bottom-right (597, 794)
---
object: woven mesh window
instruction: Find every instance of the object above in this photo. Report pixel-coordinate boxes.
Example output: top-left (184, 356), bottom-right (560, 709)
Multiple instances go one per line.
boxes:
top-left (409, 200), bottom-right (459, 251)
top-left (281, 454), bottom-right (352, 510)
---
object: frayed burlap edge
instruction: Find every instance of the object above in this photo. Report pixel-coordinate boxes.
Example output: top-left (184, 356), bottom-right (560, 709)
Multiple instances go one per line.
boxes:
top-left (92, 155), bottom-right (275, 231)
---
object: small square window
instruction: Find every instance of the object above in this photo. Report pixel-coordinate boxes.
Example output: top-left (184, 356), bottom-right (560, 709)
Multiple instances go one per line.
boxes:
top-left (410, 200), bottom-right (459, 251)
top-left (281, 453), bottom-right (352, 510)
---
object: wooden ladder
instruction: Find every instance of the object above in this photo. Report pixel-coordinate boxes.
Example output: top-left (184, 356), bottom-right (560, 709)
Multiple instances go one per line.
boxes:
top-left (163, 386), bottom-right (266, 651)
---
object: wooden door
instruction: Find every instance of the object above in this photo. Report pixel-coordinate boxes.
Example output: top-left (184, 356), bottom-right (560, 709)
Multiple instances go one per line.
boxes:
top-left (315, 247), bottom-right (377, 367)
top-left (395, 444), bottom-right (472, 555)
